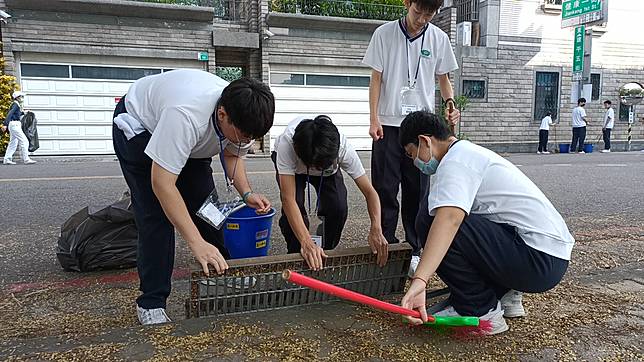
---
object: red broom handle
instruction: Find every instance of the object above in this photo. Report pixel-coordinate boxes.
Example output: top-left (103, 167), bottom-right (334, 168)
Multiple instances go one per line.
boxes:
top-left (282, 270), bottom-right (435, 323)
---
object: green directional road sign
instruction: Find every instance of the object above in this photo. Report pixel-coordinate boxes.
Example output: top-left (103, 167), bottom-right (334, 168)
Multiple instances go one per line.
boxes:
top-left (562, 0), bottom-right (604, 28)
top-left (572, 25), bottom-right (585, 80)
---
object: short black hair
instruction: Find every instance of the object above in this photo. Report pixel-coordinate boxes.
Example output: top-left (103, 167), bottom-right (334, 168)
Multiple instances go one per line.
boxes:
top-left (604, 100), bottom-right (612, 105)
top-left (219, 77), bottom-right (275, 139)
top-left (410, 0), bottom-right (443, 13)
top-left (578, 98), bottom-right (587, 105)
top-left (546, 112), bottom-right (552, 116)
top-left (292, 115), bottom-right (340, 170)
top-left (399, 111), bottom-right (451, 148)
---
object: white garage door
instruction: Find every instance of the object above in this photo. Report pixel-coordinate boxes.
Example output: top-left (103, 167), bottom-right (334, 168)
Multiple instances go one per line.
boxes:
top-left (20, 63), bottom-right (197, 155)
top-left (269, 72), bottom-right (372, 151)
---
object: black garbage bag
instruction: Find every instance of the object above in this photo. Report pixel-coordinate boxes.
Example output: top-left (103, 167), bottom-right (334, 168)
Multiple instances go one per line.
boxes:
top-left (21, 111), bottom-right (39, 153)
top-left (56, 197), bottom-right (138, 272)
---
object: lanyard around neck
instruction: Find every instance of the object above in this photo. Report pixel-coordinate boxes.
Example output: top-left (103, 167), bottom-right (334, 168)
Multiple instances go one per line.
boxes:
top-left (403, 18), bottom-right (426, 89)
top-left (306, 169), bottom-right (324, 216)
top-left (214, 117), bottom-right (240, 192)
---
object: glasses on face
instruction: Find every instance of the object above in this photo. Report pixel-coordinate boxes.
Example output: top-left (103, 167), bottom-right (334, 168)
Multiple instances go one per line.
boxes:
top-left (232, 127), bottom-right (252, 144)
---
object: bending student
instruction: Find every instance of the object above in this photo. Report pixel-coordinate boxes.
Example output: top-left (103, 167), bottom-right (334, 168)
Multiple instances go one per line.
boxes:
top-left (272, 115), bottom-right (389, 270)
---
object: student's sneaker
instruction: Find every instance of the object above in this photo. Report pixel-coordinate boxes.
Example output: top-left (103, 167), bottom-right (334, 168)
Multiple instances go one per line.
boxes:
top-left (3, 159), bottom-right (16, 165)
top-left (500, 290), bottom-right (526, 318)
top-left (600, 149), bottom-right (611, 153)
top-left (24, 159), bottom-right (36, 164)
top-left (434, 301), bottom-right (509, 335)
top-left (136, 305), bottom-right (172, 325)
top-left (408, 255), bottom-right (421, 277)
top-left (536, 151), bottom-right (542, 154)
top-left (578, 151), bottom-right (585, 154)
top-left (542, 151), bottom-right (550, 154)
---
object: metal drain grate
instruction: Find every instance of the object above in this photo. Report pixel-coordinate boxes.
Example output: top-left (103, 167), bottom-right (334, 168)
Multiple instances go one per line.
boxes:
top-left (186, 244), bottom-right (412, 318)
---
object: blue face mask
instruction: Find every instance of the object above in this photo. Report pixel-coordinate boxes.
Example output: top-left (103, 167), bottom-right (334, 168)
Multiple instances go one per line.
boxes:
top-left (414, 156), bottom-right (439, 175)
top-left (413, 139), bottom-right (439, 175)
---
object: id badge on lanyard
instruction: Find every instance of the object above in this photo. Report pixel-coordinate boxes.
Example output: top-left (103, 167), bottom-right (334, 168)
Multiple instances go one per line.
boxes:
top-left (400, 86), bottom-right (422, 116)
top-left (307, 170), bottom-right (326, 248)
top-left (196, 121), bottom-right (243, 229)
top-left (401, 25), bottom-right (426, 116)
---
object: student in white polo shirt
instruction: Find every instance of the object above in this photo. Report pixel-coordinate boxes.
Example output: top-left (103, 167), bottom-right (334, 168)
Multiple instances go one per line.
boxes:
top-left (601, 100), bottom-right (615, 152)
top-left (399, 111), bottom-right (574, 335)
top-left (112, 69), bottom-right (275, 325)
top-left (362, 0), bottom-right (460, 274)
top-left (571, 97), bottom-right (588, 153)
top-left (272, 115), bottom-right (389, 270)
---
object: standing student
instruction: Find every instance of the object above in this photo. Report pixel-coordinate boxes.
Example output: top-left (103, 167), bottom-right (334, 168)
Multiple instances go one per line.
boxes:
top-left (112, 69), bottom-right (275, 325)
top-left (362, 0), bottom-right (460, 274)
top-left (571, 98), bottom-right (588, 154)
top-left (537, 112), bottom-right (554, 154)
top-left (272, 115), bottom-right (389, 270)
top-left (601, 100), bottom-right (614, 153)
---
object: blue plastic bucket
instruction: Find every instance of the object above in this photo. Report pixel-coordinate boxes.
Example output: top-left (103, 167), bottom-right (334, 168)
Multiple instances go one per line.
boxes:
top-left (223, 206), bottom-right (276, 259)
top-left (583, 143), bottom-right (593, 153)
top-left (559, 143), bottom-right (570, 153)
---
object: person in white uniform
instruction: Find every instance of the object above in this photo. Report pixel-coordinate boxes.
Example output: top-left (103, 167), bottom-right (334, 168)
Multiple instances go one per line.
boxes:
top-left (601, 100), bottom-right (615, 152)
top-left (272, 115), bottom-right (389, 270)
top-left (537, 112), bottom-right (554, 154)
top-left (399, 111), bottom-right (574, 335)
top-left (112, 69), bottom-right (275, 325)
top-left (362, 0), bottom-right (460, 275)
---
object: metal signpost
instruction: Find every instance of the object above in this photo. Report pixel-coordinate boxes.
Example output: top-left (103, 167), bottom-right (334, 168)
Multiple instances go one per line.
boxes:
top-left (562, 0), bottom-right (607, 103)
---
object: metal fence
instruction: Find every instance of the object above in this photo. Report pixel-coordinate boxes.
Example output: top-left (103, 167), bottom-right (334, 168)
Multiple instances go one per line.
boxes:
top-left (455, 0), bottom-right (479, 23)
top-left (133, 0), bottom-right (216, 6)
top-left (213, 0), bottom-right (249, 20)
top-left (129, 0), bottom-right (247, 20)
top-left (271, 0), bottom-right (406, 21)
top-left (186, 244), bottom-right (412, 318)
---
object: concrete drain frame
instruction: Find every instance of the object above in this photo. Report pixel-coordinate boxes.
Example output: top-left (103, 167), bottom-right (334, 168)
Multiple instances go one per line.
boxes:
top-left (186, 244), bottom-right (412, 318)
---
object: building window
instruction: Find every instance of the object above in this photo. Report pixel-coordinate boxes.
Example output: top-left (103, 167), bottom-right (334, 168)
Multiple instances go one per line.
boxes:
top-left (306, 74), bottom-right (370, 87)
top-left (270, 73), bottom-right (370, 87)
top-left (21, 64), bottom-right (70, 78)
top-left (456, 0), bottom-right (480, 23)
top-left (462, 80), bottom-right (486, 99)
top-left (71, 66), bottom-right (161, 80)
top-left (591, 73), bottom-right (601, 101)
top-left (619, 102), bottom-right (631, 122)
top-left (270, 73), bottom-right (304, 85)
top-left (534, 71), bottom-right (560, 121)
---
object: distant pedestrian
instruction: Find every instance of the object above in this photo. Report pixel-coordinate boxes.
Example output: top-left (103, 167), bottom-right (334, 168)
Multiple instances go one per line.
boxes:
top-left (601, 100), bottom-right (614, 153)
top-left (537, 112), bottom-right (554, 154)
top-left (571, 98), bottom-right (588, 154)
top-left (2, 91), bottom-right (36, 165)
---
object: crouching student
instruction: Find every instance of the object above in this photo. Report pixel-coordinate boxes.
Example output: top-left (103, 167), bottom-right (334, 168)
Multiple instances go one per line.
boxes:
top-left (399, 111), bottom-right (574, 335)
top-left (272, 115), bottom-right (389, 270)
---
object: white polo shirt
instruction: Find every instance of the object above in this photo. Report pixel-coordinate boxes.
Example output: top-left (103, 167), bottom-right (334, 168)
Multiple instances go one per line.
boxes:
top-left (604, 107), bottom-right (615, 129)
top-left (123, 69), bottom-right (251, 175)
top-left (428, 141), bottom-right (575, 261)
top-left (571, 106), bottom-right (587, 128)
top-left (540, 115), bottom-right (553, 131)
top-left (362, 20), bottom-right (459, 127)
top-left (274, 117), bottom-right (366, 180)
